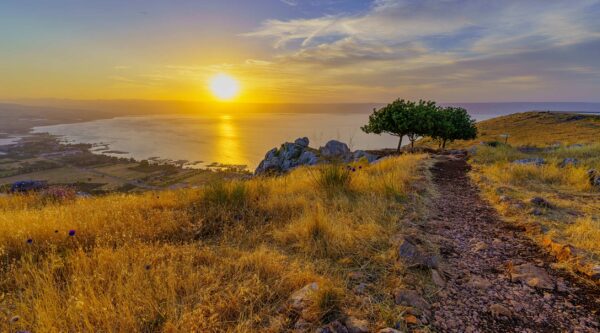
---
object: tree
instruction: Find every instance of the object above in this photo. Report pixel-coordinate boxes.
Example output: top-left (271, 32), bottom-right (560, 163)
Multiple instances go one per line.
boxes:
top-left (361, 99), bottom-right (438, 151)
top-left (431, 107), bottom-right (477, 149)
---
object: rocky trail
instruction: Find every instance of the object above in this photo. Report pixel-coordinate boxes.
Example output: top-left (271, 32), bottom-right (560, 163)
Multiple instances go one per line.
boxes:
top-left (427, 155), bottom-right (600, 332)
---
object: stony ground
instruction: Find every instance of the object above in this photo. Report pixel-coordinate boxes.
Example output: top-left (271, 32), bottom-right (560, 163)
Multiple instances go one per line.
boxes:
top-left (428, 155), bottom-right (600, 332)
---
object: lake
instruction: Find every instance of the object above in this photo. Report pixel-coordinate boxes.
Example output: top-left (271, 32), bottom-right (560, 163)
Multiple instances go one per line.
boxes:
top-left (32, 103), bottom-right (600, 170)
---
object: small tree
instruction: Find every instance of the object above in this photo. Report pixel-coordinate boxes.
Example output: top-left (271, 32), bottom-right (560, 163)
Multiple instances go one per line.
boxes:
top-left (361, 99), bottom-right (437, 151)
top-left (431, 107), bottom-right (477, 149)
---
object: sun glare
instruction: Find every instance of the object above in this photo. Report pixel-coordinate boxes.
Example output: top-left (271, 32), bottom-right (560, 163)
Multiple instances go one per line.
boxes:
top-left (209, 73), bottom-right (240, 101)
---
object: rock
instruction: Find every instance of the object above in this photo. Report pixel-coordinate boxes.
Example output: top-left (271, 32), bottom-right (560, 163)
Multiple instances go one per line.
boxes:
top-left (294, 318), bottom-right (311, 330)
top-left (559, 158), bottom-right (579, 168)
top-left (394, 289), bottom-right (431, 310)
top-left (330, 320), bottom-right (349, 333)
top-left (510, 263), bottom-right (555, 290)
top-left (398, 236), bottom-right (440, 269)
top-left (489, 303), bottom-right (513, 318)
top-left (295, 137), bottom-right (309, 148)
top-left (290, 282), bottom-right (319, 311)
top-left (530, 208), bottom-right (543, 216)
top-left (344, 317), bottom-right (370, 333)
top-left (591, 265), bottom-right (600, 280)
top-left (299, 150), bottom-right (318, 165)
top-left (512, 158), bottom-right (546, 166)
top-left (354, 282), bottom-right (367, 294)
top-left (403, 314), bottom-right (419, 325)
top-left (431, 269), bottom-right (446, 288)
top-left (468, 275), bottom-right (492, 289)
top-left (378, 329), bottom-right (402, 333)
top-left (588, 169), bottom-right (600, 188)
top-left (472, 241), bottom-right (488, 252)
top-left (530, 197), bottom-right (553, 208)
top-left (255, 138), bottom-right (318, 174)
top-left (353, 150), bottom-right (378, 163)
top-left (320, 140), bottom-right (351, 158)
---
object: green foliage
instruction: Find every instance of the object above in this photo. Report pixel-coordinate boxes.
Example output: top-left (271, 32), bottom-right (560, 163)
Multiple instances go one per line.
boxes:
top-left (362, 99), bottom-right (477, 150)
top-left (430, 107), bottom-right (478, 148)
top-left (361, 99), bottom-right (438, 150)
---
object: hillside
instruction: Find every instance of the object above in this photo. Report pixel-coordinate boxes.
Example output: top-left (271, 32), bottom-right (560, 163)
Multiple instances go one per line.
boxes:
top-left (1, 111), bottom-right (599, 332)
top-left (0, 155), bottom-right (435, 332)
top-left (464, 112), bottom-right (600, 274)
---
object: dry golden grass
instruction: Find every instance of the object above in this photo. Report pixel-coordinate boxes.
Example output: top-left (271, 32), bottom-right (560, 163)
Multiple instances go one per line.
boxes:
top-left (466, 111), bottom-right (600, 147)
top-left (467, 113), bottom-right (600, 272)
top-left (0, 154), bottom-right (429, 332)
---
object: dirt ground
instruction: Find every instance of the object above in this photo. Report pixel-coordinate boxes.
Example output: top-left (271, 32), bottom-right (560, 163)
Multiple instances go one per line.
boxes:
top-left (428, 155), bottom-right (599, 332)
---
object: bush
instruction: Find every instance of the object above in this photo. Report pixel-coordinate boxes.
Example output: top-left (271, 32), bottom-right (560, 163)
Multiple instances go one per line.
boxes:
top-left (314, 164), bottom-right (352, 195)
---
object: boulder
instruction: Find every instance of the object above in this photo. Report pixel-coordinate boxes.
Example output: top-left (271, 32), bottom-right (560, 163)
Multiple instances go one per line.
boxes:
top-left (289, 282), bottom-right (319, 311)
top-left (353, 150), bottom-right (378, 163)
top-left (378, 329), bottom-right (402, 333)
top-left (298, 150), bottom-right (318, 165)
top-left (295, 137), bottom-right (309, 148)
top-left (510, 263), bottom-right (555, 290)
top-left (320, 140), bottom-right (351, 158)
top-left (343, 317), bottom-right (370, 333)
top-left (394, 289), bottom-right (431, 310)
top-left (255, 138), bottom-right (315, 175)
top-left (489, 303), bottom-right (513, 318)
top-left (512, 158), bottom-right (546, 166)
top-left (398, 236), bottom-right (440, 269)
top-left (559, 158), bottom-right (579, 168)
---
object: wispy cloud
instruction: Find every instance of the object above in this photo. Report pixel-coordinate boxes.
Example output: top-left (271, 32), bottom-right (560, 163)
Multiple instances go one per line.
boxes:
top-left (235, 0), bottom-right (600, 101)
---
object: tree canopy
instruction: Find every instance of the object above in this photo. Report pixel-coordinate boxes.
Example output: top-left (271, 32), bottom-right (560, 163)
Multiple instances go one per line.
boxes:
top-left (361, 99), bottom-right (477, 151)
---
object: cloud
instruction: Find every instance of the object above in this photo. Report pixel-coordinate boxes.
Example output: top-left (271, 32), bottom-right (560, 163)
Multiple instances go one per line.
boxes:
top-left (237, 0), bottom-right (600, 101)
top-left (280, 0), bottom-right (298, 6)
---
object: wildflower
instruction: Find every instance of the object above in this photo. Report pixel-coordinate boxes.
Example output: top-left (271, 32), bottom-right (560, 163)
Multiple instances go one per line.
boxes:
top-left (10, 315), bottom-right (19, 322)
top-left (352, 168), bottom-right (356, 172)
top-left (359, 166), bottom-right (362, 169)
top-left (26, 238), bottom-right (33, 244)
top-left (145, 264), bottom-right (152, 270)
top-left (54, 230), bottom-right (59, 233)
top-left (68, 230), bottom-right (76, 236)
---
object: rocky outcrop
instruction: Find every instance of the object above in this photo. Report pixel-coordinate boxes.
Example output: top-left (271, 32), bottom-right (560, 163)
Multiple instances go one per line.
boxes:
top-left (255, 138), bottom-right (378, 175)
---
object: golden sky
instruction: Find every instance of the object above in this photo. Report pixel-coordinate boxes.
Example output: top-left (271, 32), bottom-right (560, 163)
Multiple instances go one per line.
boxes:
top-left (1, 1), bottom-right (600, 103)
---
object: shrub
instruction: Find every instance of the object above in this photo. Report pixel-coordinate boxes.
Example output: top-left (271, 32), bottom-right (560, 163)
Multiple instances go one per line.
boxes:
top-left (314, 164), bottom-right (352, 195)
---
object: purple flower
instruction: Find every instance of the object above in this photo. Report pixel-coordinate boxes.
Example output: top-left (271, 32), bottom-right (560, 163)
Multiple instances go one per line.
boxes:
top-left (352, 168), bottom-right (356, 172)
top-left (68, 229), bottom-right (76, 236)
top-left (145, 264), bottom-right (152, 270)
top-left (26, 238), bottom-right (33, 244)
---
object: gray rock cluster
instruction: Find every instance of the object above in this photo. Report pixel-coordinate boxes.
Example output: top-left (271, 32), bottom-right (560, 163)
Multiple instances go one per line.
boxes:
top-left (512, 158), bottom-right (546, 166)
top-left (559, 158), bottom-right (579, 168)
top-left (255, 137), bottom-right (377, 175)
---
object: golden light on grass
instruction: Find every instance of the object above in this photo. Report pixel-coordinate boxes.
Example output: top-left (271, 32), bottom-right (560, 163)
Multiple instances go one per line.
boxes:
top-left (0, 154), bottom-right (429, 331)
top-left (209, 73), bottom-right (240, 101)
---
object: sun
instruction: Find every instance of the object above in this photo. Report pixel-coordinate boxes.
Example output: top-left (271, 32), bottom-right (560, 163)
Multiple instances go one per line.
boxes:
top-left (209, 73), bottom-right (240, 101)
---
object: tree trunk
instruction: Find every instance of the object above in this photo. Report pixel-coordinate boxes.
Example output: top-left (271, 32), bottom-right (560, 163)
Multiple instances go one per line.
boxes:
top-left (442, 139), bottom-right (447, 149)
top-left (397, 136), bottom-right (403, 152)
top-left (410, 140), bottom-right (414, 150)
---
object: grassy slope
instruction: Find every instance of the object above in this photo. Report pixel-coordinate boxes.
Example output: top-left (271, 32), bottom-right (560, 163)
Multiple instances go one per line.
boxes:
top-left (463, 112), bottom-right (600, 276)
top-left (0, 155), bottom-right (433, 332)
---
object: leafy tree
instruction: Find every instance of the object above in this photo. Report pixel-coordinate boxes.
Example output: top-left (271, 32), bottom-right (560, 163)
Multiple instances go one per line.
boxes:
top-left (431, 107), bottom-right (477, 149)
top-left (361, 99), bottom-right (438, 151)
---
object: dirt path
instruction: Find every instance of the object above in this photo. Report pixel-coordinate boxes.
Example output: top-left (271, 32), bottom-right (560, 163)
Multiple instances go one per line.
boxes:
top-left (428, 155), bottom-right (600, 332)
